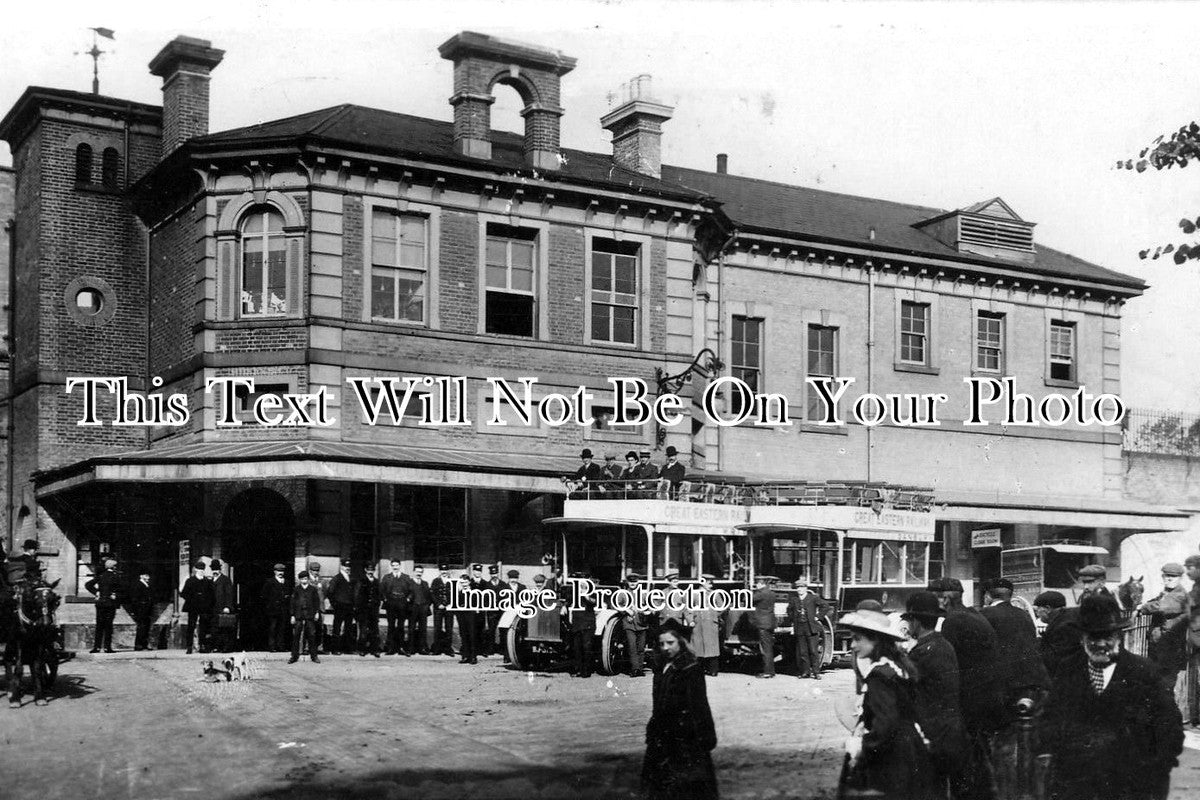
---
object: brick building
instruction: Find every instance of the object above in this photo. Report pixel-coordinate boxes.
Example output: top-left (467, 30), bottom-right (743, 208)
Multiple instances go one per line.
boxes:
top-left (0, 31), bottom-right (1188, 645)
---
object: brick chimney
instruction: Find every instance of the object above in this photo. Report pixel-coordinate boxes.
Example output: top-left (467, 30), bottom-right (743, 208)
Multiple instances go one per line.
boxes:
top-left (601, 75), bottom-right (674, 179)
top-left (148, 36), bottom-right (225, 159)
top-left (438, 31), bottom-right (576, 170)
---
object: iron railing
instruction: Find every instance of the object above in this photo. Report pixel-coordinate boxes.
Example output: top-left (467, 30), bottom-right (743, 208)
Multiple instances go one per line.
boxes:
top-left (562, 477), bottom-right (935, 511)
top-left (1123, 407), bottom-right (1200, 457)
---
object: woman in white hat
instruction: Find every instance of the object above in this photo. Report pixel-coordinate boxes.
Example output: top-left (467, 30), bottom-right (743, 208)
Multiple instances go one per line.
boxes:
top-left (837, 609), bottom-right (936, 800)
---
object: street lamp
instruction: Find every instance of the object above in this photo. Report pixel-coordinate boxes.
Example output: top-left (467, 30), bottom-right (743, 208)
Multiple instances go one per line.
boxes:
top-left (653, 348), bottom-right (724, 449)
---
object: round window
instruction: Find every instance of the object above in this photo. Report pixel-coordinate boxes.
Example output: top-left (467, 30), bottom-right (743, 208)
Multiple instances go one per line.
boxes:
top-left (76, 288), bottom-right (104, 315)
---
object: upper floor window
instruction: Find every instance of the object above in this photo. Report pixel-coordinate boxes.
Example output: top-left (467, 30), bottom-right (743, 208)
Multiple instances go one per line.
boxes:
top-left (74, 144), bottom-right (93, 185)
top-left (807, 324), bottom-right (839, 420)
top-left (485, 223), bottom-right (537, 337)
top-left (371, 209), bottom-right (427, 323)
top-left (730, 316), bottom-right (763, 418)
top-left (240, 207), bottom-right (287, 317)
top-left (976, 311), bottom-right (1005, 372)
top-left (101, 148), bottom-right (120, 189)
top-left (1049, 321), bottom-right (1076, 382)
top-left (591, 239), bottom-right (639, 345)
top-left (899, 301), bottom-right (930, 365)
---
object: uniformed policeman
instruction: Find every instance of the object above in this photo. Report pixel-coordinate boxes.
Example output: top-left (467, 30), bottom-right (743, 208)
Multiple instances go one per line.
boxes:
top-left (483, 564), bottom-right (504, 656)
top-left (454, 568), bottom-right (479, 664)
top-left (1139, 561), bottom-right (1190, 692)
top-left (327, 558), bottom-right (357, 655)
top-left (430, 564), bottom-right (455, 656)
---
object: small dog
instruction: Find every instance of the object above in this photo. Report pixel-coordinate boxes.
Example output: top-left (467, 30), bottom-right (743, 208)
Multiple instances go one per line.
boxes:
top-left (200, 660), bottom-right (231, 683)
top-left (222, 652), bottom-right (250, 681)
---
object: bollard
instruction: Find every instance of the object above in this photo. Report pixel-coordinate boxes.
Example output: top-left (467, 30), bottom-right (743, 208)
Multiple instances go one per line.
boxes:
top-left (1012, 696), bottom-right (1039, 800)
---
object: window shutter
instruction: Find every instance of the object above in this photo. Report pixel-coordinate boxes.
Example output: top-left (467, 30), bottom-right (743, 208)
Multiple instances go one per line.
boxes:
top-left (218, 241), bottom-right (235, 320)
top-left (287, 238), bottom-right (302, 316)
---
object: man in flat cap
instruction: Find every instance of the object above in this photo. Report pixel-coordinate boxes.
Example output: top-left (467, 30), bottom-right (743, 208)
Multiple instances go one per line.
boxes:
top-left (409, 565), bottom-right (433, 655)
top-left (632, 449), bottom-right (659, 498)
top-left (13, 539), bottom-right (43, 583)
top-left (326, 558), bottom-right (357, 655)
top-left (787, 577), bottom-right (831, 680)
top-left (902, 591), bottom-right (968, 799)
top-left (1032, 590), bottom-right (1074, 676)
top-left (1138, 562), bottom-right (1190, 693)
top-left (1184, 554), bottom-right (1200, 727)
top-left (600, 454), bottom-right (624, 491)
top-left (1039, 591), bottom-right (1183, 800)
top-left (261, 562), bottom-right (291, 652)
top-left (622, 572), bottom-right (650, 677)
top-left (927, 576), bottom-right (1002, 800)
top-left (288, 571), bottom-right (321, 664)
top-left (981, 578), bottom-right (1049, 717)
top-left (1053, 563), bottom-right (1114, 670)
top-left (751, 575), bottom-right (778, 679)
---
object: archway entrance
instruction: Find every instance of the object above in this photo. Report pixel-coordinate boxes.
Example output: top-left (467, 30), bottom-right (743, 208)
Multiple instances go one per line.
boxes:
top-left (220, 488), bottom-right (295, 651)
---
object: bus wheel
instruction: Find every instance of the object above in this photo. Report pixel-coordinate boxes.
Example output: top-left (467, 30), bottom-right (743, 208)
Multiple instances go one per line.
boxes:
top-left (820, 620), bottom-right (835, 669)
top-left (599, 616), bottom-right (628, 676)
top-left (506, 619), bottom-right (533, 671)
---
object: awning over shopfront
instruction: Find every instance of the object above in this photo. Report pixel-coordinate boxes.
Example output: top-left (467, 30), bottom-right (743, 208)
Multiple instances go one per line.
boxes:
top-left (33, 440), bottom-right (579, 498)
top-left (937, 489), bottom-right (1192, 531)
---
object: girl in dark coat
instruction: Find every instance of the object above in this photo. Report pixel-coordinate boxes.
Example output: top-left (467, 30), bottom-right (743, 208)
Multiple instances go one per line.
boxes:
top-left (642, 618), bottom-right (719, 800)
top-left (838, 609), bottom-right (938, 800)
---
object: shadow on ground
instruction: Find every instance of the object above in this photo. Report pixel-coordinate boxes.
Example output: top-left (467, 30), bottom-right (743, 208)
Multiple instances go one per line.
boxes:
top-left (220, 746), bottom-right (842, 800)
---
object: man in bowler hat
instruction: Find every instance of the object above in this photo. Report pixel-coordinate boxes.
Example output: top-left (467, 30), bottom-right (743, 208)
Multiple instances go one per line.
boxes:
top-left (1039, 591), bottom-right (1183, 800)
top-left (129, 565), bottom-right (155, 651)
top-left (659, 446), bottom-right (686, 498)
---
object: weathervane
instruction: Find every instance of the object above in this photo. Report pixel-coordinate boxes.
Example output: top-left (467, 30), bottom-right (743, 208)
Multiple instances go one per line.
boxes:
top-left (76, 27), bottom-right (115, 95)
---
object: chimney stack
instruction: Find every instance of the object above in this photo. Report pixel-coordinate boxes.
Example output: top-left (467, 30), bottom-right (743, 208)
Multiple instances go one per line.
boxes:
top-left (148, 36), bottom-right (225, 159)
top-left (601, 75), bottom-right (674, 179)
top-left (438, 32), bottom-right (576, 170)
top-left (716, 153), bottom-right (728, 174)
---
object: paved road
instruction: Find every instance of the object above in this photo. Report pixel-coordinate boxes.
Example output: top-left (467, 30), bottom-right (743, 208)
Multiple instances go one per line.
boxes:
top-left (1, 652), bottom-right (1199, 800)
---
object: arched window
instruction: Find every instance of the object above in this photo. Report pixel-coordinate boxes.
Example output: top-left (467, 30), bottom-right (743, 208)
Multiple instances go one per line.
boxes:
top-left (74, 144), bottom-right (93, 185)
top-left (101, 147), bottom-right (120, 188)
top-left (240, 207), bottom-right (287, 317)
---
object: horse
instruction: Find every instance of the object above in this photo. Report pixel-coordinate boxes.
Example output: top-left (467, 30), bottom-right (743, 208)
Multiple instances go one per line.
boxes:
top-left (1117, 575), bottom-right (1145, 615)
top-left (3, 579), bottom-right (61, 707)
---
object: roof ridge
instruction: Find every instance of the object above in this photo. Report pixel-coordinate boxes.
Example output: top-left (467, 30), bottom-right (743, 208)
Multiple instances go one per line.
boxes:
top-left (205, 103), bottom-right (356, 139)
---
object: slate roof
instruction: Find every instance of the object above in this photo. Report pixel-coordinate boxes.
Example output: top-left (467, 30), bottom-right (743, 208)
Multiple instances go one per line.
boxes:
top-left (193, 104), bottom-right (706, 203)
top-left (661, 167), bottom-right (1144, 291)
top-left (190, 104), bottom-right (1144, 292)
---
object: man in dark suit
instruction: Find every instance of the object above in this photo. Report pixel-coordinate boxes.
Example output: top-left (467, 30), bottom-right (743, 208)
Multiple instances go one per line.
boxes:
top-left (326, 558), bottom-right (356, 655)
top-left (481, 565), bottom-right (505, 656)
top-left (210, 559), bottom-right (236, 653)
top-left (902, 591), bottom-right (969, 799)
top-left (1185, 555), bottom-right (1200, 728)
top-left (12, 539), bottom-right (42, 583)
top-left (980, 578), bottom-right (1050, 716)
top-left (469, 563), bottom-right (490, 656)
top-left (409, 565), bottom-right (433, 655)
top-left (632, 450), bottom-right (659, 498)
top-left (1033, 590), bottom-right (1074, 676)
top-left (928, 576), bottom-right (1002, 800)
top-left (567, 572), bottom-right (597, 678)
top-left (380, 559), bottom-right (414, 655)
top-left (288, 570), bottom-right (321, 664)
top-left (1039, 591), bottom-right (1183, 800)
top-left (752, 575), bottom-right (777, 679)
top-left (85, 557), bottom-right (122, 653)
top-left (659, 446), bottom-right (686, 498)
top-left (128, 566), bottom-right (155, 651)
top-left (622, 573), bottom-right (650, 677)
top-left (565, 448), bottom-right (602, 494)
top-left (786, 577), bottom-right (831, 679)
top-left (354, 565), bottom-right (382, 657)
top-left (179, 560), bottom-right (215, 654)
top-left (260, 563), bottom-right (290, 652)
top-left (1138, 561), bottom-right (1190, 692)
top-left (454, 570), bottom-right (479, 664)
top-left (430, 565), bottom-right (455, 656)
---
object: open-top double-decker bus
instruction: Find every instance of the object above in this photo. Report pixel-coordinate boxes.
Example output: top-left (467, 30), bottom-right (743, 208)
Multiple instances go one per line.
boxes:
top-left (498, 477), bottom-right (937, 675)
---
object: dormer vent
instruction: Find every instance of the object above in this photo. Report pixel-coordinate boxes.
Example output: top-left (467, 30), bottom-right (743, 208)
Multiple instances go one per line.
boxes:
top-left (913, 197), bottom-right (1036, 264)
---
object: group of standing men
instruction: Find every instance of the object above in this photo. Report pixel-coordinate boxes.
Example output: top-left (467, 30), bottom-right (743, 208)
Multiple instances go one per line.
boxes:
top-left (875, 568), bottom-right (1187, 800)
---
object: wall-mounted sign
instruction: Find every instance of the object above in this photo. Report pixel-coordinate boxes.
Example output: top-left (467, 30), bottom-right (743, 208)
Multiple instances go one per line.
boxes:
top-left (971, 528), bottom-right (1002, 549)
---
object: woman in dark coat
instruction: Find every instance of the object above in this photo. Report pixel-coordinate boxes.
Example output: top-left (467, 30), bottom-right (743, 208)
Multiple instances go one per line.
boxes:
top-left (838, 609), bottom-right (938, 800)
top-left (642, 618), bottom-right (719, 800)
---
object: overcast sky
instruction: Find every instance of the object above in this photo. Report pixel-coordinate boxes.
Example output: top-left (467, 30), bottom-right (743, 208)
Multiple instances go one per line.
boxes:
top-left (3, 0), bottom-right (1198, 413)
